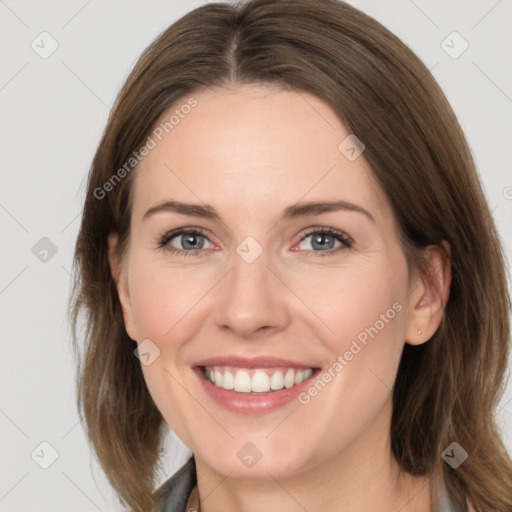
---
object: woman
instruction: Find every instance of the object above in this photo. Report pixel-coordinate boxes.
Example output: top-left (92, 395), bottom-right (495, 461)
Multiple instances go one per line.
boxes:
top-left (70, 0), bottom-right (512, 511)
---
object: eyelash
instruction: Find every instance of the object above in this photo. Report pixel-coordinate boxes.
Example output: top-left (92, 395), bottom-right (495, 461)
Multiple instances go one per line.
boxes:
top-left (157, 226), bottom-right (353, 258)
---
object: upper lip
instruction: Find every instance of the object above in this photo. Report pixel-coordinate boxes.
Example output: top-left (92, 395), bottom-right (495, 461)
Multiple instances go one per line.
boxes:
top-left (193, 355), bottom-right (318, 369)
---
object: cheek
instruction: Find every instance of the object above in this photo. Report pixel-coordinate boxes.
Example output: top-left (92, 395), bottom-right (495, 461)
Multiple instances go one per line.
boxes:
top-left (333, 278), bottom-right (405, 359)
top-left (289, 263), bottom-right (408, 447)
top-left (127, 257), bottom-right (219, 433)
top-left (129, 258), bottom-right (215, 341)
top-left (291, 260), bottom-right (407, 358)
top-left (296, 263), bottom-right (408, 420)
top-left (126, 262), bottom-right (207, 445)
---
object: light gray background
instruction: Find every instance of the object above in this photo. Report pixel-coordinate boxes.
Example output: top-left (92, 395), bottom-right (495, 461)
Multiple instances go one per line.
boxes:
top-left (1, 0), bottom-right (511, 510)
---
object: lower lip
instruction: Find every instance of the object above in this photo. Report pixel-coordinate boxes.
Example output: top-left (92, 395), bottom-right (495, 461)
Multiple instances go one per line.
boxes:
top-left (193, 367), bottom-right (320, 415)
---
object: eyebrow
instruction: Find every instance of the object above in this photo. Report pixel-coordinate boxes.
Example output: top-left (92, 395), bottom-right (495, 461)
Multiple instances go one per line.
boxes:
top-left (142, 199), bottom-right (376, 224)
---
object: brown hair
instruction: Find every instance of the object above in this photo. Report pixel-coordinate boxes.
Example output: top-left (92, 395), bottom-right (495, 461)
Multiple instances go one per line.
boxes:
top-left (70, 0), bottom-right (512, 510)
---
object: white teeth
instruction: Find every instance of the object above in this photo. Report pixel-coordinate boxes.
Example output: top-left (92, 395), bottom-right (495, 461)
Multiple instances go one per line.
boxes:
top-left (214, 370), bottom-right (223, 388)
top-left (233, 370), bottom-right (252, 392)
top-left (222, 371), bottom-right (234, 390)
top-left (294, 368), bottom-right (313, 384)
top-left (284, 369), bottom-right (295, 388)
top-left (251, 371), bottom-right (270, 392)
top-left (269, 370), bottom-right (284, 391)
top-left (206, 367), bottom-right (314, 393)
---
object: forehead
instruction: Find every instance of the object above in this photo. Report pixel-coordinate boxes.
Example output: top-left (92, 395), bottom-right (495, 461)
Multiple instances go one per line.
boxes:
top-left (130, 83), bottom-right (392, 226)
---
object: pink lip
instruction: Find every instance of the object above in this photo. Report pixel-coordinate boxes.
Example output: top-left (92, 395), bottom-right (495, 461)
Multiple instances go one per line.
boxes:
top-left (192, 356), bottom-right (320, 415)
top-left (193, 355), bottom-right (315, 369)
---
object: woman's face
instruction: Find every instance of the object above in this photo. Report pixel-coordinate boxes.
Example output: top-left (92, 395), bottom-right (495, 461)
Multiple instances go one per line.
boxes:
top-left (110, 83), bottom-right (443, 480)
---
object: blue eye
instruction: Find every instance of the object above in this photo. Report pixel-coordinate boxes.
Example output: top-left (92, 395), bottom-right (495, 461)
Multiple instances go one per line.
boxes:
top-left (296, 227), bottom-right (353, 256)
top-left (158, 226), bottom-right (352, 257)
top-left (159, 228), bottom-right (214, 256)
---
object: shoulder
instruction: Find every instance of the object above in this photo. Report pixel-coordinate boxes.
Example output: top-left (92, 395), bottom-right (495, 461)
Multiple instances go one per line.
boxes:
top-left (152, 456), bottom-right (197, 512)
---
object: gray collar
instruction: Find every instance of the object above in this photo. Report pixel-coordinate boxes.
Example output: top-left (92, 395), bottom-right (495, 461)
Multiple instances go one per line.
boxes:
top-left (153, 456), bottom-right (196, 512)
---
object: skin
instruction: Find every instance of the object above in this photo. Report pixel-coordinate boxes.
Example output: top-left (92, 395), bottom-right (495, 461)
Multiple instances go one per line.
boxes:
top-left (108, 83), bottom-right (451, 512)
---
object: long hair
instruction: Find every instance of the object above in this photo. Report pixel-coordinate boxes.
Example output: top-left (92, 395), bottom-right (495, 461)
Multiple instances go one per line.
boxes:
top-left (69, 0), bottom-right (512, 510)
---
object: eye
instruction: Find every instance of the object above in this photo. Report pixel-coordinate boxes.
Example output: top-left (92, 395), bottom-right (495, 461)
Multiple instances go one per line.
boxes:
top-left (158, 228), bottom-right (215, 256)
top-left (157, 226), bottom-right (352, 257)
top-left (294, 227), bottom-right (353, 256)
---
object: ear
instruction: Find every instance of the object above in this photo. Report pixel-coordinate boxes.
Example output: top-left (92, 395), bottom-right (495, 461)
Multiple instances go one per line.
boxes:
top-left (108, 232), bottom-right (137, 341)
top-left (404, 240), bottom-right (451, 346)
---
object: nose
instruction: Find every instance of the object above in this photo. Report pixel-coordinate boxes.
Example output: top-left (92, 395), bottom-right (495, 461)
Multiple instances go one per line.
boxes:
top-left (213, 246), bottom-right (291, 339)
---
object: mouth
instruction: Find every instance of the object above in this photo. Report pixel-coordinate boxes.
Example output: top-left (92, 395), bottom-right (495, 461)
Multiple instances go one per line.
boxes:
top-left (192, 356), bottom-right (321, 415)
top-left (200, 365), bottom-right (314, 393)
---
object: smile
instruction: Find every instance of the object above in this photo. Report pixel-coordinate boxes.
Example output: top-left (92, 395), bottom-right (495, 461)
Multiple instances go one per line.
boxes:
top-left (192, 355), bottom-right (321, 414)
top-left (203, 366), bottom-right (314, 393)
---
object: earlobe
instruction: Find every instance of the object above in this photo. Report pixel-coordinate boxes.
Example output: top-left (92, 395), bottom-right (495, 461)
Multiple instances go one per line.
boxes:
top-left (405, 241), bottom-right (452, 346)
top-left (107, 233), bottom-right (137, 340)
